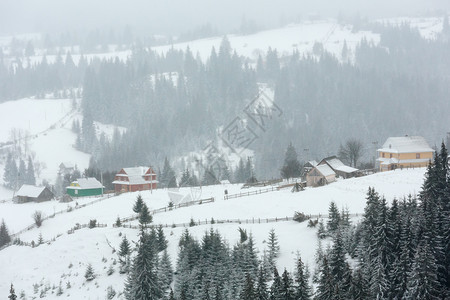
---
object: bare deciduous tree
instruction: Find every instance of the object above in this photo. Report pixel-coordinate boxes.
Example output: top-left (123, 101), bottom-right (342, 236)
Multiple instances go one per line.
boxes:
top-left (339, 139), bottom-right (363, 168)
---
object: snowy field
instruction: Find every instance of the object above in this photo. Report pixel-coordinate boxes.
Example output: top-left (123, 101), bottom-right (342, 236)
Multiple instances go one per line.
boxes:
top-left (0, 168), bottom-right (426, 298)
top-left (0, 98), bottom-right (127, 190)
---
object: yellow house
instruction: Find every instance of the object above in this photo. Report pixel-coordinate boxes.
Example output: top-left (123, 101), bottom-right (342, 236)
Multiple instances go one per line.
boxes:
top-left (377, 136), bottom-right (434, 172)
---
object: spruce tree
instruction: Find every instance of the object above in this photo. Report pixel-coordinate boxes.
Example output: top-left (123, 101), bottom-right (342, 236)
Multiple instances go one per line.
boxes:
top-left (294, 256), bottom-right (311, 300)
top-left (139, 203), bottom-right (152, 226)
top-left (405, 241), bottom-right (441, 299)
top-left (84, 264), bottom-right (96, 281)
top-left (125, 229), bottom-right (162, 300)
top-left (267, 229), bottom-right (280, 269)
top-left (256, 265), bottom-right (269, 300)
top-left (241, 274), bottom-right (256, 300)
top-left (157, 224), bottom-right (168, 252)
top-left (26, 157), bottom-right (36, 185)
top-left (280, 142), bottom-right (301, 180)
top-left (8, 284), bottom-right (17, 300)
top-left (315, 257), bottom-right (334, 300)
top-left (158, 249), bottom-right (173, 294)
top-left (133, 194), bottom-right (144, 213)
top-left (119, 236), bottom-right (131, 274)
top-left (0, 219), bottom-right (11, 247)
top-left (269, 268), bottom-right (283, 300)
top-left (280, 269), bottom-right (295, 300)
top-left (327, 201), bottom-right (341, 234)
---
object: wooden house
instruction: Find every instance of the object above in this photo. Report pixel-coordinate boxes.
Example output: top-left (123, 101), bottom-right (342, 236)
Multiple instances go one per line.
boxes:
top-left (306, 164), bottom-right (336, 187)
top-left (59, 162), bottom-right (75, 175)
top-left (16, 185), bottom-right (54, 203)
top-left (318, 156), bottom-right (359, 179)
top-left (66, 177), bottom-right (104, 197)
top-left (377, 136), bottom-right (434, 172)
top-left (112, 167), bottom-right (158, 193)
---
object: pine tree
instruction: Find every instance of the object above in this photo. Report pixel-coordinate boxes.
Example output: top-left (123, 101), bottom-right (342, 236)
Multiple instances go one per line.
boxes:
top-left (405, 241), bottom-right (441, 299)
top-left (256, 265), bottom-right (269, 300)
top-left (133, 194), bottom-right (144, 213)
top-left (294, 256), bottom-right (311, 300)
top-left (3, 154), bottom-right (18, 189)
top-left (158, 249), bottom-right (173, 294)
top-left (280, 143), bottom-right (301, 180)
top-left (26, 157), bottom-right (36, 185)
top-left (241, 274), bottom-right (256, 300)
top-left (115, 216), bottom-right (122, 227)
top-left (0, 219), bottom-right (11, 247)
top-left (8, 284), bottom-right (17, 300)
top-left (267, 229), bottom-right (280, 269)
top-left (119, 236), bottom-right (131, 273)
top-left (280, 269), bottom-right (295, 300)
top-left (157, 224), bottom-right (168, 252)
top-left (125, 229), bottom-right (162, 300)
top-left (327, 201), bottom-right (341, 234)
top-left (17, 159), bottom-right (26, 188)
top-left (84, 264), bottom-right (96, 281)
top-left (269, 268), bottom-right (283, 300)
top-left (139, 203), bottom-right (152, 226)
top-left (349, 268), bottom-right (368, 300)
top-left (315, 257), bottom-right (334, 300)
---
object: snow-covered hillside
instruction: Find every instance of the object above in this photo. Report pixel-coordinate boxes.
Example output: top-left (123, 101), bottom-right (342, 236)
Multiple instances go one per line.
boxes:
top-left (0, 98), bottom-right (126, 195)
top-left (0, 168), bottom-right (426, 298)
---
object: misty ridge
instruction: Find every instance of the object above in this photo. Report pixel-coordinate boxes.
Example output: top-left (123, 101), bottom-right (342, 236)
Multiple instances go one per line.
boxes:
top-left (0, 1), bottom-right (450, 181)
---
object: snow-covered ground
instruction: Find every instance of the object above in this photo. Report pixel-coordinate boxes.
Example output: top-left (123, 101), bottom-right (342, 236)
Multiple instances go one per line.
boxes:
top-left (0, 168), bottom-right (426, 298)
top-left (0, 98), bottom-right (126, 190)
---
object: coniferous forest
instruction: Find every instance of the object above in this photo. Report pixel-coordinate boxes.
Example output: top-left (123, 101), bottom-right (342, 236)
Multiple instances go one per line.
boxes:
top-left (120, 143), bottom-right (450, 299)
top-left (2, 23), bottom-right (450, 179)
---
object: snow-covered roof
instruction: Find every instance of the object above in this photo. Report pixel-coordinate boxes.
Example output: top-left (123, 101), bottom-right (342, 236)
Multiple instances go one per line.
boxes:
top-left (60, 162), bottom-right (75, 169)
top-left (321, 156), bottom-right (345, 170)
top-left (220, 180), bottom-right (231, 184)
top-left (335, 166), bottom-right (359, 173)
top-left (67, 178), bottom-right (104, 190)
top-left (378, 136), bottom-right (434, 154)
top-left (306, 160), bottom-right (318, 167)
top-left (123, 166), bottom-right (150, 177)
top-left (16, 185), bottom-right (47, 198)
top-left (315, 164), bottom-right (336, 177)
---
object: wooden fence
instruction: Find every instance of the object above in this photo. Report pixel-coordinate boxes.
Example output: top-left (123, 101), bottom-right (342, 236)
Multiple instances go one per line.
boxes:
top-left (224, 186), bottom-right (278, 200)
top-left (119, 197), bottom-right (215, 223)
top-left (9, 194), bottom-right (114, 239)
top-left (117, 213), bottom-right (361, 230)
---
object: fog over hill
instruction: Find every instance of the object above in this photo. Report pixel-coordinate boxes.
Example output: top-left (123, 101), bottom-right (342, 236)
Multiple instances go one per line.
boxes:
top-left (1, 0), bottom-right (449, 35)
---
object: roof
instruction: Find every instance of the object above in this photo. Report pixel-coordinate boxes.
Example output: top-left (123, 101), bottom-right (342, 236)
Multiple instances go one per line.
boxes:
top-left (378, 136), bottom-right (435, 154)
top-left (315, 164), bottom-right (336, 177)
top-left (67, 177), bottom-right (104, 190)
top-left (60, 162), bottom-right (75, 169)
top-left (16, 185), bottom-right (47, 198)
top-left (320, 156), bottom-right (345, 170)
top-left (335, 166), bottom-right (359, 173)
top-left (305, 160), bottom-right (318, 167)
top-left (115, 167), bottom-right (157, 185)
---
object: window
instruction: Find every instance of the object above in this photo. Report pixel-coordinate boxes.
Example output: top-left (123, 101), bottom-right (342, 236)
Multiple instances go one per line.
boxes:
top-left (416, 153), bottom-right (420, 159)
top-left (382, 153), bottom-right (385, 158)
top-left (390, 153), bottom-right (393, 158)
top-left (75, 190), bottom-right (78, 195)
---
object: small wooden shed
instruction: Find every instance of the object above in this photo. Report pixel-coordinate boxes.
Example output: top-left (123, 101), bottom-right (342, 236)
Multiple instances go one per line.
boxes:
top-left (306, 164), bottom-right (336, 187)
top-left (16, 185), bottom-right (54, 203)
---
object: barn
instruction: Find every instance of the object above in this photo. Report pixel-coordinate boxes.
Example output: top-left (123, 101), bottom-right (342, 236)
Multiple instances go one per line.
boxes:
top-left (306, 164), bottom-right (336, 187)
top-left (66, 177), bottom-right (104, 197)
top-left (318, 156), bottom-right (359, 179)
top-left (112, 167), bottom-right (158, 193)
top-left (16, 185), bottom-right (54, 203)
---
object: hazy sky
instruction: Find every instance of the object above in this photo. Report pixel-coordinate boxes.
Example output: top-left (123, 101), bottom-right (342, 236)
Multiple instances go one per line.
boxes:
top-left (1, 0), bottom-right (449, 36)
